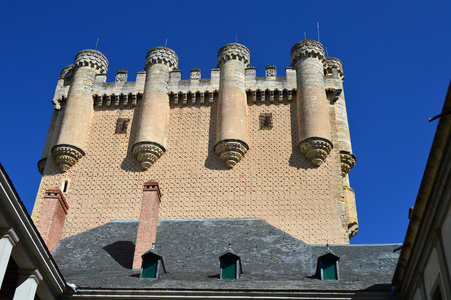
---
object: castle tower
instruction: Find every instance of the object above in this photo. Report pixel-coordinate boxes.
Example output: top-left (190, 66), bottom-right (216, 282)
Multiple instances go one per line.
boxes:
top-left (324, 57), bottom-right (356, 177)
top-left (32, 42), bottom-right (358, 245)
top-left (215, 43), bottom-right (250, 167)
top-left (133, 47), bottom-right (178, 169)
top-left (52, 50), bottom-right (108, 172)
top-left (290, 40), bottom-right (333, 166)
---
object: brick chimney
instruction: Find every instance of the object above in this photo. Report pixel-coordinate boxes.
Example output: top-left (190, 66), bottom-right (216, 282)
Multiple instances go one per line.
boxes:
top-left (36, 188), bottom-right (69, 252)
top-left (132, 180), bottom-right (162, 269)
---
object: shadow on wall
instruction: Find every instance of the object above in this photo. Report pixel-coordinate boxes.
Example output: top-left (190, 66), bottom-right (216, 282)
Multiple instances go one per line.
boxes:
top-left (103, 241), bottom-right (136, 269)
top-left (289, 99), bottom-right (314, 170)
top-left (121, 105), bottom-right (147, 172)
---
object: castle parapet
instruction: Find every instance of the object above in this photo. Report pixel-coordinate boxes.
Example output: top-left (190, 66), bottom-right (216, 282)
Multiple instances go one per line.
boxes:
top-left (74, 49), bottom-right (109, 73)
top-left (217, 43), bottom-right (250, 68)
top-left (145, 47), bottom-right (178, 70)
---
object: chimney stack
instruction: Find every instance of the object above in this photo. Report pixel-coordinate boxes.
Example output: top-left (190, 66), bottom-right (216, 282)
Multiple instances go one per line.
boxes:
top-left (133, 180), bottom-right (162, 269)
top-left (36, 188), bottom-right (69, 252)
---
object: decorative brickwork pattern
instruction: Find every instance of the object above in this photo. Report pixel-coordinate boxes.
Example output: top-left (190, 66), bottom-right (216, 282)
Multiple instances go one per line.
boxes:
top-left (33, 100), bottom-right (348, 244)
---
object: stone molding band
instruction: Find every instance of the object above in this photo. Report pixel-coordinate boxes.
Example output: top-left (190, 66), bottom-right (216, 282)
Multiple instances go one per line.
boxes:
top-left (298, 137), bottom-right (333, 166)
top-left (217, 43), bottom-right (251, 68)
top-left (132, 141), bottom-right (166, 170)
top-left (74, 49), bottom-right (109, 74)
top-left (339, 150), bottom-right (357, 177)
top-left (214, 139), bottom-right (249, 168)
top-left (325, 57), bottom-right (344, 79)
top-left (145, 47), bottom-right (178, 71)
top-left (51, 144), bottom-right (86, 172)
top-left (290, 40), bottom-right (326, 65)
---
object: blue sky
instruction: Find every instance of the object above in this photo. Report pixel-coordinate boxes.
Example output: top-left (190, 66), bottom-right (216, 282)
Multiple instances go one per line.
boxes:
top-left (0, 1), bottom-right (449, 244)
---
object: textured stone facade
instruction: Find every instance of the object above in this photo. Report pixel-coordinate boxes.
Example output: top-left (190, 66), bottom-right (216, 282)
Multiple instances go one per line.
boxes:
top-left (32, 42), bottom-right (358, 245)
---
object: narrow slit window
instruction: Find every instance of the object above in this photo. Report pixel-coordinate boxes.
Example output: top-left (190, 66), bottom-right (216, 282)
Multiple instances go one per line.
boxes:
top-left (62, 180), bottom-right (69, 193)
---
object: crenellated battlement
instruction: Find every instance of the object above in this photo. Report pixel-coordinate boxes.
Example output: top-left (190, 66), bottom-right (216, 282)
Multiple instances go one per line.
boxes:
top-left (325, 57), bottom-right (344, 79)
top-left (290, 40), bottom-right (326, 65)
top-left (74, 50), bottom-right (109, 74)
top-left (145, 47), bottom-right (178, 70)
top-left (59, 64), bottom-right (74, 79)
top-left (217, 43), bottom-right (251, 67)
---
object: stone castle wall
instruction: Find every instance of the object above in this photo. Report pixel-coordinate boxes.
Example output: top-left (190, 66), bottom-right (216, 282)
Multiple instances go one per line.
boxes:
top-left (33, 97), bottom-right (348, 244)
top-left (32, 43), bottom-right (357, 245)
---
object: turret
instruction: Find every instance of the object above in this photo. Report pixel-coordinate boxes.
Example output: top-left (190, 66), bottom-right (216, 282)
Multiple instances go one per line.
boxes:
top-left (133, 47), bottom-right (178, 169)
top-left (291, 40), bottom-right (332, 166)
top-left (215, 43), bottom-right (250, 168)
top-left (324, 57), bottom-right (356, 177)
top-left (52, 50), bottom-right (108, 172)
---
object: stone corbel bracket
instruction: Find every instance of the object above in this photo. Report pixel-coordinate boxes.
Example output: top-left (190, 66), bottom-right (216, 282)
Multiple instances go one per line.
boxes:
top-left (93, 93), bottom-right (141, 108)
top-left (51, 144), bottom-right (85, 172)
top-left (132, 142), bottom-right (166, 170)
top-left (340, 150), bottom-right (357, 177)
top-left (299, 137), bottom-right (333, 167)
top-left (214, 139), bottom-right (249, 168)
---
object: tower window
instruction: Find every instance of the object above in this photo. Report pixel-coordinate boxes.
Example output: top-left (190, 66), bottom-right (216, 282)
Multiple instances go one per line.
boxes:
top-left (62, 180), bottom-right (69, 193)
top-left (115, 118), bottom-right (130, 134)
top-left (219, 252), bottom-right (241, 280)
top-left (259, 113), bottom-right (273, 130)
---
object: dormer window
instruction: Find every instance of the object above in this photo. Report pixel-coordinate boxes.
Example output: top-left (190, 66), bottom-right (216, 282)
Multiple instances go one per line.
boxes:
top-left (317, 252), bottom-right (339, 280)
top-left (219, 252), bottom-right (242, 280)
top-left (141, 251), bottom-right (165, 279)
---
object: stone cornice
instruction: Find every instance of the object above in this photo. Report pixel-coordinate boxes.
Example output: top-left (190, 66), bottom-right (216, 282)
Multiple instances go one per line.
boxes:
top-left (74, 49), bottom-right (109, 74)
top-left (0, 228), bottom-right (19, 245)
top-left (290, 40), bottom-right (326, 65)
top-left (145, 47), bottom-right (178, 71)
top-left (217, 43), bottom-right (251, 68)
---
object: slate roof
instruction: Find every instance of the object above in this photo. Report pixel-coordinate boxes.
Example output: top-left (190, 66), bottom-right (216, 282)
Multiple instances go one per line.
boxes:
top-left (52, 219), bottom-right (400, 291)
